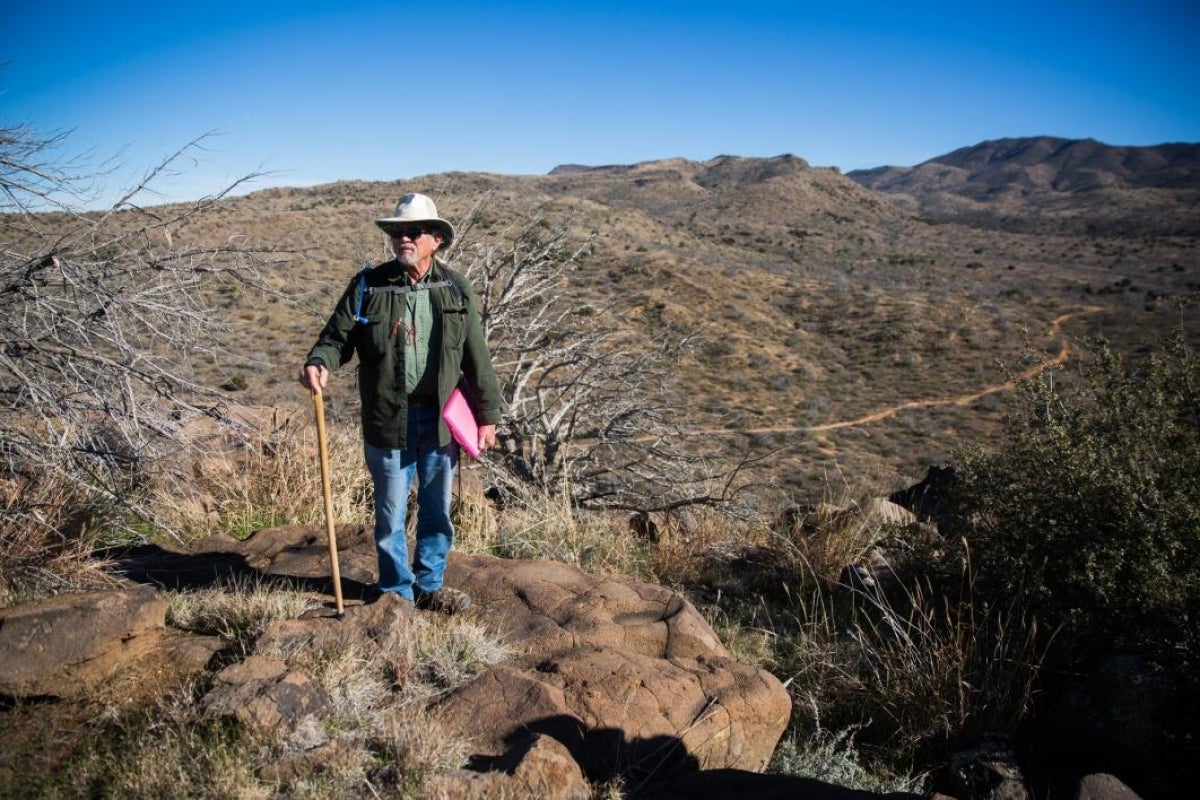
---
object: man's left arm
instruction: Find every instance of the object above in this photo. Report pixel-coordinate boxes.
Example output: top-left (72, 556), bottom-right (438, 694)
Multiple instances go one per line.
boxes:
top-left (457, 276), bottom-right (503, 429)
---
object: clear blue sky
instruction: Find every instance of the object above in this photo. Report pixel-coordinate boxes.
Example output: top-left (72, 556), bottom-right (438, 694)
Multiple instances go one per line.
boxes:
top-left (3, 0), bottom-right (1198, 206)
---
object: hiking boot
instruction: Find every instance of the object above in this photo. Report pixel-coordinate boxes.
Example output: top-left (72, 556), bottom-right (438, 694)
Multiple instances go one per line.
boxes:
top-left (414, 586), bottom-right (471, 615)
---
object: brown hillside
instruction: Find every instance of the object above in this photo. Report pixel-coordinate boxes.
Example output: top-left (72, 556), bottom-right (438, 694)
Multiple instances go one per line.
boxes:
top-left (848, 136), bottom-right (1200, 235)
top-left (160, 152), bottom-right (1199, 499)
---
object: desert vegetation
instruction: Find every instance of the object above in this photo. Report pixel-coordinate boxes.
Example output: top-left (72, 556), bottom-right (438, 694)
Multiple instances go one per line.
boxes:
top-left (2, 124), bottom-right (1198, 798)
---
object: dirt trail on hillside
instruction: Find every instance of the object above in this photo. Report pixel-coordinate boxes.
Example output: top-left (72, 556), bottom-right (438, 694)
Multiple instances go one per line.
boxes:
top-left (702, 305), bottom-right (1103, 438)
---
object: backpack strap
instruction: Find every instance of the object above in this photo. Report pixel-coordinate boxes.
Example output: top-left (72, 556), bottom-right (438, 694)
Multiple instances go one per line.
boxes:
top-left (352, 264), bottom-right (467, 325)
top-left (352, 263), bottom-right (371, 324)
top-left (441, 269), bottom-right (468, 305)
top-left (367, 279), bottom-right (455, 296)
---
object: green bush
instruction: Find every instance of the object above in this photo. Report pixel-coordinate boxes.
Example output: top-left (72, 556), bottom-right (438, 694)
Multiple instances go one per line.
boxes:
top-left (945, 330), bottom-right (1200, 671)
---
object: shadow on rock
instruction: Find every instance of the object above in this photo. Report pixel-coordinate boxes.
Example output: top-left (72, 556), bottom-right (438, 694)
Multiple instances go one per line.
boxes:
top-left (467, 714), bottom-right (700, 797)
top-left (97, 523), bottom-right (380, 602)
top-left (98, 543), bottom-right (256, 590)
top-left (465, 714), bottom-right (923, 800)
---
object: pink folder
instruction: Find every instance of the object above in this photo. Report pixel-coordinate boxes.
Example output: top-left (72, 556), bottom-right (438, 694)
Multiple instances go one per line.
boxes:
top-left (442, 384), bottom-right (481, 459)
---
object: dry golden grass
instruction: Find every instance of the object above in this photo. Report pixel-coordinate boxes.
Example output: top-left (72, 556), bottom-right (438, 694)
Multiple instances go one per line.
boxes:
top-left (479, 500), bottom-right (656, 578)
top-left (153, 413), bottom-right (373, 541)
top-left (167, 575), bottom-right (322, 646)
top-left (0, 473), bottom-right (127, 606)
top-left (842, 580), bottom-right (1043, 759)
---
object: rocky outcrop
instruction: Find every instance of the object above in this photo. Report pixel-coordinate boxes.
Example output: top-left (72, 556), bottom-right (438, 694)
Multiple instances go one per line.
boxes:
top-left (256, 586), bottom-right (413, 654)
top-left (423, 733), bottom-right (591, 799)
top-left (889, 464), bottom-right (957, 528)
top-left (200, 654), bottom-right (330, 732)
top-left (451, 554), bottom-right (729, 659)
top-left (419, 553), bottom-right (792, 792)
top-left (228, 534), bottom-right (793, 792)
top-left (97, 526), bottom-right (793, 795)
top-left (1075, 773), bottom-right (1143, 800)
top-left (197, 522), bottom-right (381, 590)
top-left (943, 735), bottom-right (1029, 800)
top-left (0, 586), bottom-right (168, 697)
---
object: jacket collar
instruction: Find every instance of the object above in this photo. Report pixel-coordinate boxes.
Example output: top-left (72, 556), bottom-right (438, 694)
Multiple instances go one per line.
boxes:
top-left (379, 258), bottom-right (443, 285)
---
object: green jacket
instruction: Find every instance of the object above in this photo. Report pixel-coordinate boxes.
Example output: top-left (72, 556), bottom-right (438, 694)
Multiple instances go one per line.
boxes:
top-left (305, 259), bottom-right (502, 450)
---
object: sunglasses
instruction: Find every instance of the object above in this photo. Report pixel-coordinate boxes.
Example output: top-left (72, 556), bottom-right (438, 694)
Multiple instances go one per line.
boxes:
top-left (387, 225), bottom-right (435, 240)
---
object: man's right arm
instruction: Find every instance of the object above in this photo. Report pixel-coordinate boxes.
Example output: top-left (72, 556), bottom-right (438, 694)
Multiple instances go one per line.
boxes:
top-left (299, 275), bottom-right (361, 392)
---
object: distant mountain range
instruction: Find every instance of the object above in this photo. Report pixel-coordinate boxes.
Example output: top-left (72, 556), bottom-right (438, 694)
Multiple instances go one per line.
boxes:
top-left (847, 136), bottom-right (1200, 235)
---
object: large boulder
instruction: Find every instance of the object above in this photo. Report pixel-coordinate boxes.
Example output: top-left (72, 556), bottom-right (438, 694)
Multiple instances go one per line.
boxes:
top-left (0, 586), bottom-right (167, 697)
top-left (435, 553), bottom-right (792, 790)
top-left (449, 554), bottom-right (728, 659)
top-left (214, 534), bottom-right (792, 790)
top-left (889, 464), bottom-right (956, 528)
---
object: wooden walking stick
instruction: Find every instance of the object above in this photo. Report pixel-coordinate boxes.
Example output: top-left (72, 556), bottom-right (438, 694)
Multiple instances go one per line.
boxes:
top-left (312, 388), bottom-right (345, 617)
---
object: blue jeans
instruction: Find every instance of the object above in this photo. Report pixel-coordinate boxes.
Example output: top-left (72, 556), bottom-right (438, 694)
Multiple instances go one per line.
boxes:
top-left (364, 406), bottom-right (458, 601)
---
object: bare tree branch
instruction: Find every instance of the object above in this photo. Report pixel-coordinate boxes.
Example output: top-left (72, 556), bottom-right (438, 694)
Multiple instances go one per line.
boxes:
top-left (454, 206), bottom-right (758, 513)
top-left (1, 125), bottom-right (298, 538)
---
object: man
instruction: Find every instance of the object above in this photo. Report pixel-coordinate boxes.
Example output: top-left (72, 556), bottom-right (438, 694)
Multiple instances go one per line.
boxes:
top-left (300, 193), bottom-right (501, 614)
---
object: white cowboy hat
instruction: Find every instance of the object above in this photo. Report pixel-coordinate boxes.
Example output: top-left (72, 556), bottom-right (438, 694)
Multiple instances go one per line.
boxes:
top-left (374, 193), bottom-right (455, 250)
